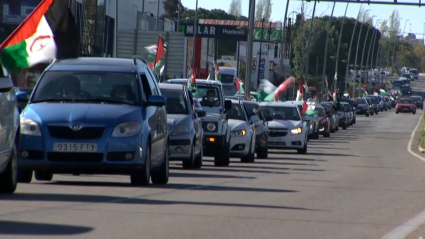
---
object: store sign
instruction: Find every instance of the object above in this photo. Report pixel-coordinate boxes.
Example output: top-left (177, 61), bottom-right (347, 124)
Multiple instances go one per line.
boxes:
top-left (253, 29), bottom-right (282, 42)
top-left (258, 58), bottom-right (266, 79)
top-left (199, 19), bottom-right (280, 28)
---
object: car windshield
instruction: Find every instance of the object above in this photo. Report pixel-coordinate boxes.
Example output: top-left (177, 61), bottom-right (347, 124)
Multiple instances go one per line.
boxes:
top-left (31, 71), bottom-right (140, 105)
top-left (413, 97), bottom-right (423, 102)
top-left (366, 97), bottom-right (377, 104)
top-left (220, 74), bottom-right (234, 84)
top-left (192, 86), bottom-right (222, 113)
top-left (261, 106), bottom-right (301, 121)
top-left (399, 98), bottom-right (413, 104)
top-left (227, 104), bottom-right (246, 121)
top-left (315, 107), bottom-right (325, 117)
top-left (161, 89), bottom-right (188, 114)
top-left (355, 98), bottom-right (367, 104)
top-left (393, 81), bottom-right (402, 86)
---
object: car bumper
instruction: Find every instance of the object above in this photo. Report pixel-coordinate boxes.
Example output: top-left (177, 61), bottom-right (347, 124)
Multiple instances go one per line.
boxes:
top-left (396, 107), bottom-right (415, 112)
top-left (168, 134), bottom-right (193, 161)
top-left (203, 134), bottom-right (225, 156)
top-left (267, 133), bottom-right (305, 150)
top-left (356, 108), bottom-right (369, 114)
top-left (18, 134), bottom-right (145, 174)
top-left (230, 135), bottom-right (251, 157)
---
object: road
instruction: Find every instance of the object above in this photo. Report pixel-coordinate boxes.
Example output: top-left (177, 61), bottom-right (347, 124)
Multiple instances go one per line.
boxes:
top-left (1, 79), bottom-right (425, 239)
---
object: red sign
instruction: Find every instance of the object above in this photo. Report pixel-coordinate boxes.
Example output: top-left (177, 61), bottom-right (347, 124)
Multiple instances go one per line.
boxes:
top-left (198, 19), bottom-right (281, 28)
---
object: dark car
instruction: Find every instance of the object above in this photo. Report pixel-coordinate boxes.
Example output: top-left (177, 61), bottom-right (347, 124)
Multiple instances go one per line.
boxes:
top-left (364, 98), bottom-right (375, 115)
top-left (396, 97), bottom-right (416, 114)
top-left (18, 57), bottom-right (170, 186)
top-left (354, 98), bottom-right (371, 116)
top-left (339, 98), bottom-right (356, 124)
top-left (409, 68), bottom-right (419, 80)
top-left (321, 103), bottom-right (337, 133)
top-left (401, 85), bottom-right (412, 95)
top-left (401, 73), bottom-right (413, 81)
top-left (242, 101), bottom-right (271, 159)
top-left (392, 80), bottom-right (403, 88)
top-left (411, 95), bottom-right (424, 110)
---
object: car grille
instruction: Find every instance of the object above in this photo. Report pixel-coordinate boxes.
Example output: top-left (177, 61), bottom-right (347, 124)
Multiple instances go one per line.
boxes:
top-left (48, 126), bottom-right (105, 139)
top-left (269, 129), bottom-right (288, 137)
top-left (47, 152), bottom-right (104, 162)
top-left (202, 121), bottom-right (218, 133)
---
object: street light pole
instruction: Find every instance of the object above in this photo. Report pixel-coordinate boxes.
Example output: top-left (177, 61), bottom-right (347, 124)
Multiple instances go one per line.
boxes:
top-left (191, 0), bottom-right (199, 66)
top-left (334, 2), bottom-right (349, 92)
top-left (360, 16), bottom-right (376, 91)
top-left (366, 20), bottom-right (381, 91)
top-left (321, 2), bottom-right (336, 98)
top-left (303, 0), bottom-right (318, 83)
top-left (353, 9), bottom-right (370, 97)
top-left (257, 18), bottom-right (265, 83)
top-left (244, 0), bottom-right (256, 98)
top-left (346, 7), bottom-right (362, 95)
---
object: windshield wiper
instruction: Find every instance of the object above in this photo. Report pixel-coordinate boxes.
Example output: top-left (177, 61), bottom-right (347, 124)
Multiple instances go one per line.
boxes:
top-left (31, 98), bottom-right (75, 103)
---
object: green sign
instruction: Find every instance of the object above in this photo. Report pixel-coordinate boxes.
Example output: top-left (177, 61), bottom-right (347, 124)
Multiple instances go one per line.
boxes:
top-left (253, 29), bottom-right (282, 42)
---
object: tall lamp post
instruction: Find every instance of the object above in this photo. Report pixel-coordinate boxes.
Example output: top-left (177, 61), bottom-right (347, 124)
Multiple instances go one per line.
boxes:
top-left (334, 2), bottom-right (349, 92)
top-left (366, 19), bottom-right (381, 92)
top-left (346, 7), bottom-right (362, 94)
top-left (360, 15), bottom-right (376, 90)
top-left (321, 2), bottom-right (336, 98)
top-left (353, 9), bottom-right (370, 97)
top-left (244, 0), bottom-right (255, 98)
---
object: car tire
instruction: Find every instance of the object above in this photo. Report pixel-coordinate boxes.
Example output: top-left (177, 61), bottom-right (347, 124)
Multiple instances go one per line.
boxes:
top-left (18, 170), bottom-right (33, 183)
top-left (366, 113), bottom-right (370, 117)
top-left (0, 145), bottom-right (18, 194)
top-left (324, 131), bottom-right (330, 137)
top-left (385, 108), bottom-right (388, 111)
top-left (342, 123), bottom-right (347, 130)
top-left (257, 142), bottom-right (268, 159)
top-left (353, 117), bottom-right (356, 124)
top-left (214, 143), bottom-right (230, 167)
top-left (313, 129), bottom-right (319, 139)
top-left (182, 144), bottom-right (195, 169)
top-left (376, 111), bottom-right (379, 115)
top-left (34, 170), bottom-right (53, 181)
top-left (396, 111), bottom-right (399, 114)
top-left (241, 141), bottom-right (255, 163)
top-left (193, 145), bottom-right (203, 169)
top-left (413, 111), bottom-right (416, 115)
top-left (131, 144), bottom-right (151, 186)
top-left (297, 142), bottom-right (307, 154)
top-left (330, 127), bottom-right (335, 133)
top-left (335, 126), bottom-right (339, 131)
top-left (151, 144), bottom-right (169, 185)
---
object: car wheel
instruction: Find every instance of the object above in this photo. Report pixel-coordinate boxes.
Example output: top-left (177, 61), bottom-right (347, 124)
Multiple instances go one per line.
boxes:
top-left (324, 130), bottom-right (330, 137)
top-left (34, 170), bottom-right (53, 181)
top-left (182, 144), bottom-right (195, 169)
top-left (18, 169), bottom-right (33, 183)
top-left (313, 129), bottom-right (319, 139)
top-left (342, 123), bottom-right (347, 130)
top-left (335, 126), bottom-right (339, 131)
top-left (241, 141), bottom-right (255, 163)
top-left (353, 117), bottom-right (356, 124)
top-left (376, 111), bottom-right (379, 115)
top-left (413, 111), bottom-right (416, 115)
top-left (330, 127), bottom-right (335, 133)
top-left (297, 141), bottom-right (307, 154)
top-left (0, 144), bottom-right (18, 193)
top-left (396, 111), bottom-right (399, 114)
top-left (151, 144), bottom-right (169, 185)
top-left (366, 113), bottom-right (370, 117)
top-left (131, 143), bottom-right (151, 186)
top-left (257, 142), bottom-right (268, 159)
top-left (214, 143), bottom-right (230, 167)
top-left (193, 145), bottom-right (203, 169)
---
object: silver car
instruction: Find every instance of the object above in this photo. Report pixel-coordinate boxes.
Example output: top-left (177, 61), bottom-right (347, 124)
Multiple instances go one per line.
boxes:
top-left (160, 83), bottom-right (206, 169)
top-left (227, 99), bottom-right (256, 162)
top-left (287, 101), bottom-right (320, 139)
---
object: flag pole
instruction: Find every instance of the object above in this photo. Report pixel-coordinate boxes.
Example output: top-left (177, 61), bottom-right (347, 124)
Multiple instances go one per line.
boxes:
top-left (321, 2), bottom-right (335, 100)
top-left (114, 0), bottom-right (118, 58)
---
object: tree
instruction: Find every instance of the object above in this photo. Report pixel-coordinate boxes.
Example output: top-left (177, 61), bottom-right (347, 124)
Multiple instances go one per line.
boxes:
top-left (163, 0), bottom-right (182, 19)
top-left (262, 0), bottom-right (272, 22)
top-left (228, 0), bottom-right (242, 17)
top-left (255, 0), bottom-right (264, 21)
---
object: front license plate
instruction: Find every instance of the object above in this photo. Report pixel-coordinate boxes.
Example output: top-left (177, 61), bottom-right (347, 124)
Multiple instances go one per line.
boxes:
top-left (53, 143), bottom-right (98, 152)
top-left (269, 137), bottom-right (283, 142)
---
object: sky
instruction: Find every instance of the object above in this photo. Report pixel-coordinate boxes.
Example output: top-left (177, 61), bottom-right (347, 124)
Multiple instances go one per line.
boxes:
top-left (182, 0), bottom-right (425, 38)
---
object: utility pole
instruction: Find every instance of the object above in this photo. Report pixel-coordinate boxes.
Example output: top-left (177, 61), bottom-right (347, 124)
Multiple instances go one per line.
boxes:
top-left (334, 2), bottom-right (349, 92)
top-left (245, 0), bottom-right (256, 98)
top-left (321, 2), bottom-right (335, 98)
top-left (346, 7), bottom-right (362, 96)
top-left (303, 0), bottom-right (318, 83)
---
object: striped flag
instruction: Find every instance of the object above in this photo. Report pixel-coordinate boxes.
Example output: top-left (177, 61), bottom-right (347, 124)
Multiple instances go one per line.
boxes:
top-left (214, 62), bottom-right (221, 81)
top-left (0, 0), bottom-right (78, 81)
top-left (187, 65), bottom-right (197, 92)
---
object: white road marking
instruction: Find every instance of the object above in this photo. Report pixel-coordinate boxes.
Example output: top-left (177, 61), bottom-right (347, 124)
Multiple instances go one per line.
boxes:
top-left (381, 115), bottom-right (425, 239)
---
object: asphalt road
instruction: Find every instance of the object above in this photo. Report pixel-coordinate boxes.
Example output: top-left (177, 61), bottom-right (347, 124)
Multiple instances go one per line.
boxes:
top-left (2, 79), bottom-right (425, 239)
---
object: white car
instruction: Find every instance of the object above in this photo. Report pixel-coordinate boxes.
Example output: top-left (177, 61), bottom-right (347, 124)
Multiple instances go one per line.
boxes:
top-left (227, 99), bottom-right (256, 162)
top-left (260, 102), bottom-right (308, 154)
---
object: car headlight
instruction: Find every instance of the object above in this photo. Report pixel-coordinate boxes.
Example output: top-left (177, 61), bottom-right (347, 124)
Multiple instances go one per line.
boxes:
top-left (290, 127), bottom-right (302, 135)
top-left (170, 125), bottom-right (189, 136)
top-left (20, 118), bottom-right (41, 136)
top-left (112, 121), bottom-right (141, 137)
top-left (206, 122), bottom-right (216, 131)
top-left (231, 129), bottom-right (247, 137)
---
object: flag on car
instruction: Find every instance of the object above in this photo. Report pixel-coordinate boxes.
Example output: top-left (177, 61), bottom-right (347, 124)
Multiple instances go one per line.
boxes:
top-left (187, 65), bottom-right (197, 92)
top-left (257, 79), bottom-right (276, 102)
top-left (234, 77), bottom-right (244, 93)
top-left (325, 77), bottom-right (329, 88)
top-left (0, 0), bottom-right (78, 80)
top-left (145, 35), bottom-right (166, 70)
top-left (273, 76), bottom-right (295, 100)
top-left (214, 62), bottom-right (221, 81)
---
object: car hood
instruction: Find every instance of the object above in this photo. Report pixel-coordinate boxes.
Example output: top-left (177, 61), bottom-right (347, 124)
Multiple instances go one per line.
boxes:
top-left (228, 119), bottom-right (247, 131)
top-left (167, 114), bottom-right (190, 127)
top-left (268, 119), bottom-right (301, 129)
top-left (23, 103), bottom-right (142, 127)
top-left (201, 112), bottom-right (223, 121)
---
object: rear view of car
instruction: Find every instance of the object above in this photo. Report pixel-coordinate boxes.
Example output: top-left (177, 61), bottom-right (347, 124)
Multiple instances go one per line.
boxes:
top-left (411, 96), bottom-right (424, 110)
top-left (409, 68), bottom-right (419, 80)
top-left (396, 97), bottom-right (416, 114)
top-left (354, 98), bottom-right (371, 116)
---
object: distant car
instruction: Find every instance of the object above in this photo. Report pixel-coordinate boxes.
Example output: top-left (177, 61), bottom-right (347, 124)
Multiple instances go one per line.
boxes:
top-left (260, 102), bottom-right (308, 154)
top-left (288, 101), bottom-right (319, 139)
top-left (401, 73), bottom-right (413, 81)
top-left (364, 96), bottom-right (379, 114)
top-left (315, 105), bottom-right (330, 137)
top-left (336, 103), bottom-right (349, 130)
top-left (382, 96), bottom-right (392, 110)
top-left (18, 57), bottom-right (170, 186)
top-left (321, 101), bottom-right (339, 132)
top-left (339, 98), bottom-right (356, 124)
top-left (227, 99), bottom-right (257, 162)
top-left (409, 68), bottom-right (419, 80)
top-left (401, 85), bottom-right (412, 95)
top-left (242, 101), bottom-right (271, 158)
top-left (159, 83), bottom-right (205, 169)
top-left (354, 98), bottom-right (371, 116)
top-left (411, 95), bottom-right (424, 110)
top-left (321, 103), bottom-right (337, 132)
top-left (396, 97), bottom-right (416, 114)
top-left (0, 77), bottom-right (20, 193)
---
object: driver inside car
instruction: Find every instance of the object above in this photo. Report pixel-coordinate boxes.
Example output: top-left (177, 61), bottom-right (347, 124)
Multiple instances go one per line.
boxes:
top-left (62, 76), bottom-right (83, 98)
top-left (201, 89), bottom-right (218, 107)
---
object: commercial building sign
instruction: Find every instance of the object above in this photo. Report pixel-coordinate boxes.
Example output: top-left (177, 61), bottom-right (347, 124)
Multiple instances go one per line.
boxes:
top-left (179, 23), bottom-right (281, 41)
top-left (199, 19), bottom-right (281, 29)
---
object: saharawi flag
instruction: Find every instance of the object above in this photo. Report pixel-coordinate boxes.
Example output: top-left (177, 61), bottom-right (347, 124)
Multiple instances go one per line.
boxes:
top-left (0, 0), bottom-right (79, 78)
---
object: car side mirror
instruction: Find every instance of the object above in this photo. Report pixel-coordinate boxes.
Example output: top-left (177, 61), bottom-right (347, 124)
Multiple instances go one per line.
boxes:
top-left (147, 95), bottom-right (166, 107)
top-left (265, 116), bottom-right (273, 121)
top-left (196, 110), bottom-right (206, 118)
top-left (250, 115), bottom-right (260, 123)
top-left (224, 100), bottom-right (232, 110)
top-left (16, 91), bottom-right (29, 102)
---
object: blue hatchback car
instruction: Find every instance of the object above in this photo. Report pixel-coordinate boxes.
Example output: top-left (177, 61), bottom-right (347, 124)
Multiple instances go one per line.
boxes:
top-left (18, 57), bottom-right (169, 186)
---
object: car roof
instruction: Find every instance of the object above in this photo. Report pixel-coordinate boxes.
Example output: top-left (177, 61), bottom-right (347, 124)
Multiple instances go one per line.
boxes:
top-left (48, 57), bottom-right (143, 72)
top-left (158, 83), bottom-right (184, 90)
top-left (165, 79), bottom-right (223, 86)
